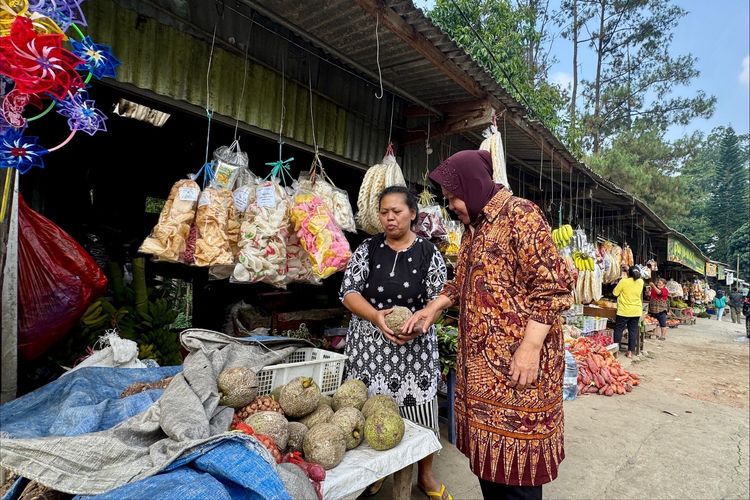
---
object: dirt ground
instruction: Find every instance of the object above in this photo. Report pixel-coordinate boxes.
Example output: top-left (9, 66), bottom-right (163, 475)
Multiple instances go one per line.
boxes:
top-left (372, 316), bottom-right (750, 500)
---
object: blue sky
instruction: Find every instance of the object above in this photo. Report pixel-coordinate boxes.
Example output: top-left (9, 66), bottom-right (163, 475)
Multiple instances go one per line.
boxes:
top-left (418, 0), bottom-right (750, 140)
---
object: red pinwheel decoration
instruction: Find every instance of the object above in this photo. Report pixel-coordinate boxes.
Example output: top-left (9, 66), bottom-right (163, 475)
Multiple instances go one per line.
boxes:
top-left (0, 0), bottom-right (118, 172)
top-left (0, 16), bottom-right (83, 100)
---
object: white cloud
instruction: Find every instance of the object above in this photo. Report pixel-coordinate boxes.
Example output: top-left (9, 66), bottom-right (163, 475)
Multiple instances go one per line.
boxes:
top-left (551, 71), bottom-right (573, 90)
top-left (740, 55), bottom-right (749, 86)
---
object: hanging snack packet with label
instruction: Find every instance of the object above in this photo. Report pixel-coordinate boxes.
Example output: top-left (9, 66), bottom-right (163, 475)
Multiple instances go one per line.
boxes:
top-left (139, 178), bottom-right (201, 263)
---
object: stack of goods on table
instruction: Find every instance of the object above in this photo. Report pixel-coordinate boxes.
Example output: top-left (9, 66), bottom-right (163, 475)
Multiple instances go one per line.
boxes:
top-left (570, 337), bottom-right (640, 396)
top-left (217, 372), bottom-right (406, 497)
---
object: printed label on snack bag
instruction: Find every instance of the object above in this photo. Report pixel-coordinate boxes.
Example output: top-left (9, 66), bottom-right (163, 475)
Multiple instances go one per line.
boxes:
top-left (198, 191), bottom-right (211, 207)
top-left (179, 187), bottom-right (199, 202)
top-left (256, 185), bottom-right (276, 208)
top-left (233, 188), bottom-right (250, 212)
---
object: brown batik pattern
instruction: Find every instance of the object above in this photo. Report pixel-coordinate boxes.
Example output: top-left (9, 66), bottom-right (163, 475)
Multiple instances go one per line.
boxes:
top-left (441, 188), bottom-right (574, 486)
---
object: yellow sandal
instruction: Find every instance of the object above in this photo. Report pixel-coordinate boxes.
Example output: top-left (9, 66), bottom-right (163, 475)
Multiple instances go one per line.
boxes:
top-left (419, 483), bottom-right (453, 500)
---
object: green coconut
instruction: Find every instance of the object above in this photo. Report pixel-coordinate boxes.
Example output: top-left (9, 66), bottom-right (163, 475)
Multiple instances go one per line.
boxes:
top-left (364, 411), bottom-right (405, 451)
top-left (217, 367), bottom-right (258, 408)
top-left (244, 411), bottom-right (289, 450)
top-left (279, 377), bottom-right (321, 418)
top-left (286, 421), bottom-right (308, 453)
top-left (332, 379), bottom-right (369, 411)
top-left (298, 402), bottom-right (334, 429)
top-left (330, 407), bottom-right (365, 450)
top-left (303, 423), bottom-right (347, 470)
top-left (361, 394), bottom-right (399, 419)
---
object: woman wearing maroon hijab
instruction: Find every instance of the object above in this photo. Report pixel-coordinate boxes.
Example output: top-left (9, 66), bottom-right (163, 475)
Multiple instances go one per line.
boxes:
top-left (404, 150), bottom-right (574, 500)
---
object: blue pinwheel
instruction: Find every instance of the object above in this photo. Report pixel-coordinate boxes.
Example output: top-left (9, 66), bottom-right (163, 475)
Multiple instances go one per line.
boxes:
top-left (0, 128), bottom-right (48, 173)
top-left (71, 36), bottom-right (120, 80)
top-left (56, 90), bottom-right (107, 135)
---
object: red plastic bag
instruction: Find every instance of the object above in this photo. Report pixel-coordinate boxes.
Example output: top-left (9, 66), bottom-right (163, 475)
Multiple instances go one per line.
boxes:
top-left (17, 196), bottom-right (107, 360)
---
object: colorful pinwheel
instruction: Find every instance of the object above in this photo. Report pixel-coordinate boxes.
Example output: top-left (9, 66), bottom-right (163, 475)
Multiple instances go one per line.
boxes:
top-left (71, 35), bottom-right (120, 80)
top-left (56, 90), bottom-right (106, 135)
top-left (0, 0), bottom-right (66, 37)
top-left (28, 0), bottom-right (86, 32)
top-left (0, 127), bottom-right (47, 173)
top-left (0, 16), bottom-right (83, 99)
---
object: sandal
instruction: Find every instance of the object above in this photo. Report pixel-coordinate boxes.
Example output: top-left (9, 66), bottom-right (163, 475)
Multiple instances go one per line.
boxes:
top-left (362, 478), bottom-right (385, 497)
top-left (419, 483), bottom-right (453, 500)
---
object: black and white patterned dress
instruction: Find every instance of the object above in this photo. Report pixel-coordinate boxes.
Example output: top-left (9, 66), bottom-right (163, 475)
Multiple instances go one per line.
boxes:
top-left (339, 234), bottom-right (447, 434)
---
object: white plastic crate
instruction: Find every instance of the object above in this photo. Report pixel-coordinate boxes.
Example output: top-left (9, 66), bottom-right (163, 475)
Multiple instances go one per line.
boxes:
top-left (256, 348), bottom-right (347, 396)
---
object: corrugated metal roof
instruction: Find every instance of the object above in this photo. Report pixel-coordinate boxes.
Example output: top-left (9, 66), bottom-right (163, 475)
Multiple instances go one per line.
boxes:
top-left (85, 0), bottom-right (399, 168)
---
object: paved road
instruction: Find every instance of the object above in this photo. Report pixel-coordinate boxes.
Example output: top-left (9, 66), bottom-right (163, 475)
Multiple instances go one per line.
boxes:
top-left (373, 316), bottom-right (749, 499)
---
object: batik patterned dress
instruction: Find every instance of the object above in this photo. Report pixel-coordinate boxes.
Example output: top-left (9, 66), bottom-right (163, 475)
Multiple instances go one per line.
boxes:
top-left (441, 188), bottom-right (574, 486)
top-left (339, 234), bottom-right (447, 432)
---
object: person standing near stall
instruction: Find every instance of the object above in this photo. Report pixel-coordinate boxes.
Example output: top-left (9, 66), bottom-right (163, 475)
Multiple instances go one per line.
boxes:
top-left (403, 150), bottom-right (574, 500)
top-left (339, 186), bottom-right (451, 500)
top-left (714, 290), bottom-right (728, 321)
top-left (729, 288), bottom-right (744, 324)
top-left (613, 266), bottom-right (645, 358)
top-left (648, 278), bottom-right (670, 340)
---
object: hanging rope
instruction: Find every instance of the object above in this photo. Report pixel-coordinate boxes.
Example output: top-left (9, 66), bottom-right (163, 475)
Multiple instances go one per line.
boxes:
top-left (233, 18), bottom-right (254, 141)
top-left (387, 95), bottom-right (395, 146)
top-left (308, 62), bottom-right (318, 153)
top-left (374, 13), bottom-right (384, 99)
top-left (203, 22), bottom-right (218, 166)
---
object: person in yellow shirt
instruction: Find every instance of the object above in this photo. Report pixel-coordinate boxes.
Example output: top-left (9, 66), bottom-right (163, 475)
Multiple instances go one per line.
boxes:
top-left (613, 266), bottom-right (645, 358)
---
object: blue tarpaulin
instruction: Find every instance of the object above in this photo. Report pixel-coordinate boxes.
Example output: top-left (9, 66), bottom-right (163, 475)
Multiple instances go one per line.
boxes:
top-left (1, 363), bottom-right (291, 500)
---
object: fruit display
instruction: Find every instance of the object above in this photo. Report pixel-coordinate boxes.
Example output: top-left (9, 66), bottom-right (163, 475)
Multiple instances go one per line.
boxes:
top-left (572, 251), bottom-right (596, 271)
top-left (331, 379), bottom-right (368, 411)
top-left (552, 224), bottom-right (574, 249)
top-left (279, 377), bottom-right (322, 418)
top-left (364, 410), bottom-right (405, 451)
top-left (217, 367), bottom-right (258, 408)
top-left (303, 423), bottom-right (347, 470)
top-left (244, 411), bottom-right (290, 450)
top-left (228, 375), bottom-right (407, 474)
top-left (330, 407), bottom-right (366, 450)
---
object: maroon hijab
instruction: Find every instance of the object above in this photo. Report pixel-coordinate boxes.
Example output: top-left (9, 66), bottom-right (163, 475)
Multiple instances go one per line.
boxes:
top-left (429, 150), bottom-right (502, 223)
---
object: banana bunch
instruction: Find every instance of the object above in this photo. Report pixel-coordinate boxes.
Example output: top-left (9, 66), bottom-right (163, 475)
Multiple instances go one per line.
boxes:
top-left (552, 224), bottom-right (574, 249)
top-left (80, 297), bottom-right (116, 328)
top-left (573, 251), bottom-right (596, 271)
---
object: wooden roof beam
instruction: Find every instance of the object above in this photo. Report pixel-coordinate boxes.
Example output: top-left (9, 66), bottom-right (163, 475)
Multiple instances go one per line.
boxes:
top-left (400, 100), bottom-right (494, 144)
top-left (356, 0), bottom-right (488, 99)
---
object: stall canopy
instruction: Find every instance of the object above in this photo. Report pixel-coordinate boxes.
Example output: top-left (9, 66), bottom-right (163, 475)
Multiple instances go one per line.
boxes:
top-left (667, 236), bottom-right (707, 275)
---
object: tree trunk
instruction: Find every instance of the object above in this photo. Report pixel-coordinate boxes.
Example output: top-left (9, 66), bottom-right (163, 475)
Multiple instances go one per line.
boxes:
top-left (593, 0), bottom-right (606, 153)
top-left (570, 0), bottom-right (578, 130)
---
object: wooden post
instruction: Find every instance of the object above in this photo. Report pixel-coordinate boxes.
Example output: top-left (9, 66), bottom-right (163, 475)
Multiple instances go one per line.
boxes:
top-left (392, 463), bottom-right (413, 500)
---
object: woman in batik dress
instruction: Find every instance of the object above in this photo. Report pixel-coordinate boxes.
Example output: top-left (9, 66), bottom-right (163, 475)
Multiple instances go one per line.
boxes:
top-left (404, 150), bottom-right (574, 500)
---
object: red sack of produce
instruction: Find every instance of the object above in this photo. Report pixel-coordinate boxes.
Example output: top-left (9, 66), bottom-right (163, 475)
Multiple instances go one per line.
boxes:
top-left (17, 195), bottom-right (108, 360)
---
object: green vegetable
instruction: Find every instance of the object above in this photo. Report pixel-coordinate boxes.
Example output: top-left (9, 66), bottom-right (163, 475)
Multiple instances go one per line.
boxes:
top-left (435, 324), bottom-right (458, 376)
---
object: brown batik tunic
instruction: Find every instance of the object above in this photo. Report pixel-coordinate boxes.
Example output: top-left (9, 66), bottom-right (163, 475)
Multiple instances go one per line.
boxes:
top-left (441, 188), bottom-right (574, 486)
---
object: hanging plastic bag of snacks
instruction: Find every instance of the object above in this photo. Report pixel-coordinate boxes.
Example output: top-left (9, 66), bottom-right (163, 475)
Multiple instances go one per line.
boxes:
top-left (211, 140), bottom-right (248, 190)
top-left (289, 183), bottom-right (352, 280)
top-left (232, 177), bottom-right (290, 288)
top-left (139, 178), bottom-right (200, 263)
top-left (415, 188), bottom-right (447, 240)
top-left (441, 220), bottom-right (464, 261)
top-left (283, 228), bottom-right (321, 286)
top-left (296, 154), bottom-right (357, 233)
top-left (193, 187), bottom-right (238, 267)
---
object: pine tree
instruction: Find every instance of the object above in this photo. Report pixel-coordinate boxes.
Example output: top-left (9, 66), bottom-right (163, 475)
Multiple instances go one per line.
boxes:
top-left (708, 128), bottom-right (749, 264)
